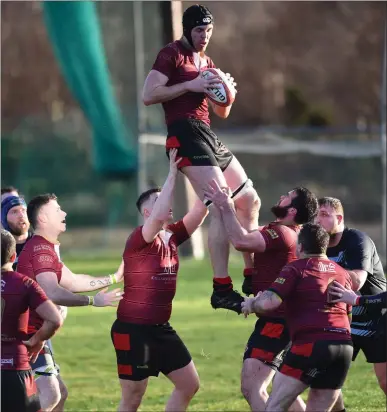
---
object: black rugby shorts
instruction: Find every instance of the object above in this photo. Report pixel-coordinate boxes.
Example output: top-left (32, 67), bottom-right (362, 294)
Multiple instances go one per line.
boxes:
top-left (166, 119), bottom-right (233, 171)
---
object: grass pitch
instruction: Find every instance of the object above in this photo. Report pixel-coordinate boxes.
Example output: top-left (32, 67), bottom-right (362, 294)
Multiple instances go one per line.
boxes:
top-left (54, 255), bottom-right (385, 411)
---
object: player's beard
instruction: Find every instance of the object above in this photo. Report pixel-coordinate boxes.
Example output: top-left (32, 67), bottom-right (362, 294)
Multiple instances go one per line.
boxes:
top-left (270, 205), bottom-right (291, 219)
top-left (7, 221), bottom-right (29, 237)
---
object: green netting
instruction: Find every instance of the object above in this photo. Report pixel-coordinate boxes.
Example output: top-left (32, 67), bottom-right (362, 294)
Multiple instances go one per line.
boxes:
top-left (42, 1), bottom-right (137, 177)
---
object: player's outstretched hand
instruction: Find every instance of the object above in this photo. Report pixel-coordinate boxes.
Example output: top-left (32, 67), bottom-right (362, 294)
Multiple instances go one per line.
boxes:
top-left (187, 73), bottom-right (221, 93)
top-left (23, 336), bottom-right (45, 364)
top-left (168, 148), bottom-right (182, 177)
top-left (94, 287), bottom-right (124, 307)
top-left (203, 179), bottom-right (232, 208)
top-left (329, 281), bottom-right (358, 305)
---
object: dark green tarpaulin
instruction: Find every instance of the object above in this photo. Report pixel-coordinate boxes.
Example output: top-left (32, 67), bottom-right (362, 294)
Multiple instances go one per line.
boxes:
top-left (43, 1), bottom-right (137, 177)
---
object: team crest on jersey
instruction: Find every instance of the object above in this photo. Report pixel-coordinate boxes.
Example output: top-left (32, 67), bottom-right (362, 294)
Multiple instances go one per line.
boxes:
top-left (266, 229), bottom-right (278, 239)
top-left (274, 277), bottom-right (286, 284)
top-left (318, 262), bottom-right (336, 273)
top-left (1, 280), bottom-right (5, 293)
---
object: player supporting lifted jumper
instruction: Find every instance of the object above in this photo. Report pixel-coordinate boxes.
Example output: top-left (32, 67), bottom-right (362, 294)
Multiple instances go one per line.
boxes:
top-left (111, 149), bottom-right (208, 412)
top-left (142, 4), bottom-right (261, 313)
top-left (204, 181), bottom-right (318, 411)
top-left (242, 224), bottom-right (354, 412)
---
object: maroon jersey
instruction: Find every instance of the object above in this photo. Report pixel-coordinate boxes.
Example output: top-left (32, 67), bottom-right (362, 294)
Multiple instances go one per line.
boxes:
top-left (118, 221), bottom-right (189, 325)
top-left (152, 40), bottom-right (215, 126)
top-left (1, 271), bottom-right (48, 370)
top-left (17, 235), bottom-right (63, 334)
top-left (253, 222), bottom-right (300, 318)
top-left (268, 257), bottom-right (352, 343)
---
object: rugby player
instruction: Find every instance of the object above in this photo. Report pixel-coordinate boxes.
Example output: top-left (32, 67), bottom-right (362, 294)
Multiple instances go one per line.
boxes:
top-left (143, 4), bottom-right (261, 313)
top-left (1, 229), bottom-right (63, 412)
top-left (242, 223), bottom-right (353, 412)
top-left (1, 195), bottom-right (33, 269)
top-left (316, 197), bottom-right (386, 399)
top-left (17, 194), bottom-right (124, 412)
top-left (204, 181), bottom-right (318, 411)
top-left (1, 185), bottom-right (19, 202)
top-left (111, 149), bottom-right (208, 411)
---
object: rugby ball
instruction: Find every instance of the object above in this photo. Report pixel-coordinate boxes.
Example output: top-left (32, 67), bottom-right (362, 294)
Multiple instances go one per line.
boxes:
top-left (201, 68), bottom-right (236, 107)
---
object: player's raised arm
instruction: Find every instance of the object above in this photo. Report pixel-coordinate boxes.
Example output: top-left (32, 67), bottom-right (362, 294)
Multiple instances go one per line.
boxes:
top-left (182, 198), bottom-right (208, 236)
top-left (142, 149), bottom-right (182, 243)
top-left (203, 180), bottom-right (266, 252)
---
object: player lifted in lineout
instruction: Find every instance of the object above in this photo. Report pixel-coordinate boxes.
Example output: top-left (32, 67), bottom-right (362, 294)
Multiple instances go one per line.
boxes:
top-left (142, 4), bottom-right (261, 313)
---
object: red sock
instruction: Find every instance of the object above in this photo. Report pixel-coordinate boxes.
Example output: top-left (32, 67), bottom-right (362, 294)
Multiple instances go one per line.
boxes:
top-left (243, 268), bottom-right (256, 277)
top-left (213, 276), bottom-right (233, 294)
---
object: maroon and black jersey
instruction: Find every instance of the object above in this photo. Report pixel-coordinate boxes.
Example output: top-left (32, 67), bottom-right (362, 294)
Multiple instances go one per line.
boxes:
top-left (17, 235), bottom-right (63, 334)
top-left (1, 271), bottom-right (48, 370)
top-left (253, 222), bottom-right (300, 318)
top-left (152, 40), bottom-right (215, 126)
top-left (269, 257), bottom-right (353, 343)
top-left (118, 221), bottom-right (189, 325)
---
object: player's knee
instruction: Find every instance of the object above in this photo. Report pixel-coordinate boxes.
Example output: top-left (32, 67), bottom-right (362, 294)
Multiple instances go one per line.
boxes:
top-left (176, 375), bottom-right (200, 399)
top-left (234, 184), bottom-right (261, 214)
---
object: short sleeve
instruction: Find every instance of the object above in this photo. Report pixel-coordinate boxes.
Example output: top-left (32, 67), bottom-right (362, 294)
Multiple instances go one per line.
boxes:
top-left (152, 46), bottom-right (178, 79)
top-left (24, 277), bottom-right (48, 310)
top-left (32, 250), bottom-right (59, 277)
top-left (167, 220), bottom-right (190, 246)
top-left (261, 226), bottom-right (292, 252)
top-left (345, 231), bottom-right (374, 274)
top-left (125, 227), bottom-right (149, 253)
top-left (268, 265), bottom-right (300, 301)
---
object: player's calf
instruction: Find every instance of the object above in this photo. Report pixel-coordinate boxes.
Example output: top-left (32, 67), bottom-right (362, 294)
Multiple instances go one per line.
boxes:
top-left (233, 181), bottom-right (261, 296)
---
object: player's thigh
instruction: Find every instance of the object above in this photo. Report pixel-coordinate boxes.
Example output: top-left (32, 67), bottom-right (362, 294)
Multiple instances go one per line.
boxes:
top-left (181, 165), bottom-right (226, 201)
top-left (35, 375), bottom-right (61, 403)
top-left (266, 371), bottom-right (308, 411)
top-left (222, 155), bottom-right (249, 192)
top-left (111, 319), bottom-right (159, 381)
top-left (166, 361), bottom-right (200, 395)
top-left (243, 317), bottom-right (291, 371)
top-left (306, 389), bottom-right (341, 412)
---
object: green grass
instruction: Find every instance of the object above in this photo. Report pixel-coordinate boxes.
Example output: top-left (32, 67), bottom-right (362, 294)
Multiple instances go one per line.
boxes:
top-left (54, 255), bottom-right (385, 411)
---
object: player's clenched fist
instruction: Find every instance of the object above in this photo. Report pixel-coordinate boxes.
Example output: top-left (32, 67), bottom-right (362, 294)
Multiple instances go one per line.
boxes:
top-left (94, 288), bottom-right (123, 307)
